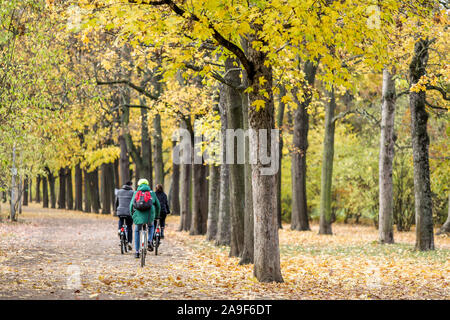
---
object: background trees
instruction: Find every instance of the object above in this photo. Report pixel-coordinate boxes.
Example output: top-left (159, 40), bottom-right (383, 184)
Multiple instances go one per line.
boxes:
top-left (0, 0), bottom-right (448, 284)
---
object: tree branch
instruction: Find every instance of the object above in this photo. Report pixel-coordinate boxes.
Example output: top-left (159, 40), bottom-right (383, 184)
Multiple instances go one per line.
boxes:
top-left (426, 85), bottom-right (450, 101)
top-left (425, 100), bottom-right (448, 111)
top-left (128, 0), bottom-right (255, 80)
top-left (96, 79), bottom-right (158, 100)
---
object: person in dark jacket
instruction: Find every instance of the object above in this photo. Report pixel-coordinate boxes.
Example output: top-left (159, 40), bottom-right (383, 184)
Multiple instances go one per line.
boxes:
top-left (155, 184), bottom-right (170, 239)
top-left (114, 181), bottom-right (134, 250)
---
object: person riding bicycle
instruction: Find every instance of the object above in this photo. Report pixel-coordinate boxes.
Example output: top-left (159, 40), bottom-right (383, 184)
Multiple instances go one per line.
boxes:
top-left (130, 178), bottom-right (160, 259)
top-left (114, 181), bottom-right (134, 251)
top-left (154, 184), bottom-right (170, 240)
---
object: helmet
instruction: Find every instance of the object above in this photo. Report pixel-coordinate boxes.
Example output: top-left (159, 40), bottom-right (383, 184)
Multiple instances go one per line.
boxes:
top-left (137, 178), bottom-right (149, 186)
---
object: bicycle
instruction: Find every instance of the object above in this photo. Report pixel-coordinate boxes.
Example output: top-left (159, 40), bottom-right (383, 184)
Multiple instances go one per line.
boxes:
top-left (139, 223), bottom-right (148, 267)
top-left (118, 216), bottom-right (129, 254)
top-left (152, 219), bottom-right (161, 256)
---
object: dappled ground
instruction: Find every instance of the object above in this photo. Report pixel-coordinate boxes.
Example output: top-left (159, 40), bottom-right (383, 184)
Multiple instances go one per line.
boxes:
top-left (0, 203), bottom-right (449, 299)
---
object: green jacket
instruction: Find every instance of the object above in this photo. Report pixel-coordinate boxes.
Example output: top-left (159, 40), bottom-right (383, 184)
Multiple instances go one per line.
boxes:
top-left (130, 184), bottom-right (161, 225)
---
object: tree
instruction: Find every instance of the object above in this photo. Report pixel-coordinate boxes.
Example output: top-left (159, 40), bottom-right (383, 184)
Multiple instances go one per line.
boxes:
top-left (378, 68), bottom-right (396, 244)
top-left (409, 38), bottom-right (435, 251)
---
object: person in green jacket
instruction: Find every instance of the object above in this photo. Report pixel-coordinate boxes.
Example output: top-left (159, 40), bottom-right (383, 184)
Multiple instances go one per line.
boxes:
top-left (130, 178), bottom-right (161, 258)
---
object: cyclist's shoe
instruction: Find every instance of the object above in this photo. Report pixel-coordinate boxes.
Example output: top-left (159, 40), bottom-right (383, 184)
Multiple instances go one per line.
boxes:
top-left (127, 244), bottom-right (132, 251)
top-left (148, 243), bottom-right (154, 252)
top-left (135, 252), bottom-right (140, 259)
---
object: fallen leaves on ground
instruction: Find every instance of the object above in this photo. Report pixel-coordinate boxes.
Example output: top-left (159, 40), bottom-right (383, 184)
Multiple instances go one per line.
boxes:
top-left (0, 204), bottom-right (448, 300)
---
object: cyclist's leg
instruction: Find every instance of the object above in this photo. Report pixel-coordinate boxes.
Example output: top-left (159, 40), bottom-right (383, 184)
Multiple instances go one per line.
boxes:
top-left (135, 224), bottom-right (142, 252)
top-left (148, 221), bottom-right (155, 247)
top-left (126, 216), bottom-right (133, 244)
top-left (118, 217), bottom-right (123, 234)
top-left (160, 215), bottom-right (166, 238)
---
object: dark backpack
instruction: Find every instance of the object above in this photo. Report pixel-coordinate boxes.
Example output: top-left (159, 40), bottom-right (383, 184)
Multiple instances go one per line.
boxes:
top-left (132, 190), bottom-right (152, 211)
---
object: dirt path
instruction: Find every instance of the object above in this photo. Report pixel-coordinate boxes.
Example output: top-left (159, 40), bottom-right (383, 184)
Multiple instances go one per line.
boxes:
top-left (0, 204), bottom-right (192, 299)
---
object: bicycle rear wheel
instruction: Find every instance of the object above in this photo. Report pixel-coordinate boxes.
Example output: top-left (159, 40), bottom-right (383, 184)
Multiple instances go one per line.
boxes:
top-left (120, 235), bottom-right (125, 254)
top-left (155, 237), bottom-right (159, 255)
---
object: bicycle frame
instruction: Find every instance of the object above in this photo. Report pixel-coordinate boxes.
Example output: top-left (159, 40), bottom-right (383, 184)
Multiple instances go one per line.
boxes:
top-left (140, 224), bottom-right (148, 267)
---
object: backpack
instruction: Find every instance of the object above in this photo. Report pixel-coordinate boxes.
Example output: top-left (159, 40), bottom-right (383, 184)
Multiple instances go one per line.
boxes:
top-left (132, 190), bottom-right (153, 211)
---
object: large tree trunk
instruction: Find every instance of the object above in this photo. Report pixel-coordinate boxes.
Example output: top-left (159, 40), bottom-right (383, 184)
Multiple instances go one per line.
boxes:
top-left (113, 159), bottom-right (120, 189)
top-left (42, 176), bottom-right (49, 208)
top-left (28, 179), bottom-right (32, 204)
top-left (170, 140), bottom-right (180, 215)
top-left (276, 86), bottom-right (285, 229)
top-left (58, 168), bottom-right (66, 210)
top-left (318, 87), bottom-right (336, 235)
top-left (75, 163), bottom-right (83, 211)
top-left (179, 118), bottom-right (193, 231)
top-left (216, 87), bottom-right (231, 246)
top-left (409, 39), bottom-right (434, 251)
top-left (23, 177), bottom-right (28, 206)
top-left (224, 57), bottom-right (245, 258)
top-left (35, 175), bottom-right (41, 203)
top-left (206, 164), bottom-right (220, 241)
top-left (88, 168), bottom-right (101, 214)
top-left (83, 169), bottom-right (91, 213)
top-left (101, 163), bottom-right (114, 214)
top-left (291, 61), bottom-right (318, 231)
top-left (190, 161), bottom-right (208, 235)
top-left (378, 68), bottom-right (396, 244)
top-left (437, 194), bottom-right (450, 234)
top-left (119, 135), bottom-right (130, 186)
top-left (46, 168), bottom-right (56, 209)
top-left (140, 106), bottom-right (153, 186)
top-left (66, 167), bottom-right (73, 210)
top-left (239, 67), bottom-right (254, 265)
top-left (247, 33), bottom-right (283, 283)
top-left (154, 113), bottom-right (164, 186)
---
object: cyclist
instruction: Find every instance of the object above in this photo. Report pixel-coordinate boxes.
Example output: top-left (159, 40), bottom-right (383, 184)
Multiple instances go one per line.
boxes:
top-left (154, 184), bottom-right (170, 240)
top-left (114, 181), bottom-right (134, 251)
top-left (130, 178), bottom-right (160, 259)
